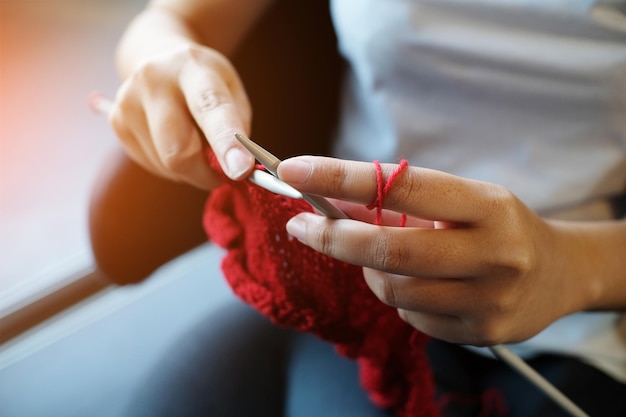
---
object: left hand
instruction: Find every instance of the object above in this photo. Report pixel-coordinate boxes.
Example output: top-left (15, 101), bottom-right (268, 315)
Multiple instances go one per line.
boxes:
top-left (277, 156), bottom-right (596, 346)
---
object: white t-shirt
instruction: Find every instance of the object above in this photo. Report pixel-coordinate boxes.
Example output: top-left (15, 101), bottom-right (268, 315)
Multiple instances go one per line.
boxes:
top-left (330, 0), bottom-right (626, 382)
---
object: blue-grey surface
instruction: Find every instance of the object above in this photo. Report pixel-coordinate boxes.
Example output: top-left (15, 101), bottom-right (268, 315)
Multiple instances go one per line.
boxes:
top-left (0, 244), bottom-right (235, 417)
top-left (0, 0), bottom-right (143, 314)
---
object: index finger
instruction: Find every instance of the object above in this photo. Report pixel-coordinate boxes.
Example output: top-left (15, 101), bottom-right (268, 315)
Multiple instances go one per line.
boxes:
top-left (180, 66), bottom-right (254, 180)
top-left (277, 156), bottom-right (501, 224)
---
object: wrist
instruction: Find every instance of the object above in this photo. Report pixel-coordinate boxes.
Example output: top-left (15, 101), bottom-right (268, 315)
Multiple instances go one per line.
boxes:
top-left (547, 219), bottom-right (626, 312)
top-left (116, 7), bottom-right (202, 79)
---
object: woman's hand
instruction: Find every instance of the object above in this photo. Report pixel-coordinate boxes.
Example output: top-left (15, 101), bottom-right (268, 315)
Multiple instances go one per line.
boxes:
top-left (277, 156), bottom-right (625, 346)
top-left (109, 43), bottom-right (255, 190)
top-left (107, 0), bottom-right (278, 189)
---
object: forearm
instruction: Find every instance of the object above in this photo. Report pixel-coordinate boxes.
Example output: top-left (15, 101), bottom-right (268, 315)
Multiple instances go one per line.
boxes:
top-left (116, 0), bottom-right (274, 78)
top-left (550, 218), bottom-right (626, 312)
top-left (116, 7), bottom-right (200, 78)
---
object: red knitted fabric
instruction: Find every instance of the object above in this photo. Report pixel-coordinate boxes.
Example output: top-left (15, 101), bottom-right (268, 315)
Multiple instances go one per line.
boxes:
top-left (202, 154), bottom-right (441, 417)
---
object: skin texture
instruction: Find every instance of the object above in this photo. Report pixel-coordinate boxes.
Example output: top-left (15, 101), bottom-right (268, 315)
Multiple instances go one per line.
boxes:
top-left (111, 0), bottom-right (626, 346)
top-left (278, 156), bottom-right (626, 346)
top-left (110, 0), bottom-right (275, 190)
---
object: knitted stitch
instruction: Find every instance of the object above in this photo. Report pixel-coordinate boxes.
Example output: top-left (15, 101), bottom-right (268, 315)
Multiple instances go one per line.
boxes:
top-left (202, 153), bottom-right (440, 417)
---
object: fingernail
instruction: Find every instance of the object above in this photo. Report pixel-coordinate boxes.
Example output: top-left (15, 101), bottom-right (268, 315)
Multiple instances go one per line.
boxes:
top-left (225, 148), bottom-right (252, 179)
top-left (286, 215), bottom-right (307, 242)
top-left (278, 158), bottom-right (312, 184)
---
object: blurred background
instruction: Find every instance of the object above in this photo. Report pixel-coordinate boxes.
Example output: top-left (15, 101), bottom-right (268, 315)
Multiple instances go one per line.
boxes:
top-left (1, 0), bottom-right (343, 415)
top-left (1, 2), bottom-right (233, 416)
top-left (1, 0), bottom-right (140, 317)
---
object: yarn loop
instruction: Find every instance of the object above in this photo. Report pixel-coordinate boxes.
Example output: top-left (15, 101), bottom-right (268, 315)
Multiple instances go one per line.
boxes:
top-left (366, 159), bottom-right (409, 226)
top-left (202, 153), bottom-right (505, 416)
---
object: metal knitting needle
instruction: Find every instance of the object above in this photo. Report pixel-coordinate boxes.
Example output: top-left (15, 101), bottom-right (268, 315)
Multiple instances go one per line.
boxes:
top-left (88, 93), bottom-right (304, 200)
top-left (236, 128), bottom-right (589, 415)
top-left (237, 129), bottom-right (590, 415)
top-left (247, 169), bottom-right (303, 199)
top-left (234, 133), bottom-right (349, 219)
top-left (489, 345), bottom-right (590, 417)
top-left (90, 93), bottom-right (588, 415)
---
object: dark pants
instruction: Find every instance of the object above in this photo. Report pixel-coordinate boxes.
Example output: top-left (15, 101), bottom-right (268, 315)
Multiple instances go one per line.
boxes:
top-left (126, 300), bottom-right (626, 417)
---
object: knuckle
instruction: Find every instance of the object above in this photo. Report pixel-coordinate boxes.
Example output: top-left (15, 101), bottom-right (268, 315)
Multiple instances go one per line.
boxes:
top-left (378, 275), bottom-right (399, 306)
top-left (195, 87), bottom-right (232, 113)
top-left (180, 43), bottom-right (203, 60)
top-left (324, 161), bottom-right (350, 196)
top-left (492, 292), bottom-right (516, 316)
top-left (503, 249), bottom-right (533, 277)
top-left (134, 60), bottom-right (163, 85)
top-left (314, 223), bottom-right (335, 256)
top-left (160, 146), bottom-right (187, 172)
top-left (482, 183), bottom-right (518, 219)
top-left (179, 46), bottom-right (237, 115)
top-left (468, 319), bottom-right (507, 347)
top-left (183, 43), bottom-right (229, 69)
top-left (481, 186), bottom-right (536, 277)
top-left (490, 234), bottom-right (534, 279)
top-left (158, 138), bottom-right (201, 175)
top-left (387, 168), bottom-right (422, 206)
top-left (371, 234), bottom-right (407, 273)
top-left (368, 271), bottom-right (399, 307)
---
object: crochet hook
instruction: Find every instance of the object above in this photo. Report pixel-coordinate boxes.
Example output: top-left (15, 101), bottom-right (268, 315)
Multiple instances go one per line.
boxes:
top-left (234, 133), bottom-right (349, 219)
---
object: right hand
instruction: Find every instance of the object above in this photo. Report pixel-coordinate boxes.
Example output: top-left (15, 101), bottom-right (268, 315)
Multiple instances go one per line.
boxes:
top-left (109, 44), bottom-right (255, 190)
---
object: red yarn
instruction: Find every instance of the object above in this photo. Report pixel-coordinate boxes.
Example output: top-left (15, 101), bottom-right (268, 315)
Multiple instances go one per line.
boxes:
top-left (202, 153), bottom-right (441, 417)
top-left (366, 159), bottom-right (409, 226)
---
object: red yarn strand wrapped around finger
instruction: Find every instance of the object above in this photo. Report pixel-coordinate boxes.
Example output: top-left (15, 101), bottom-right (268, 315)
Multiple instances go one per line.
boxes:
top-left (366, 159), bottom-right (409, 226)
top-left (203, 151), bottom-right (440, 416)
